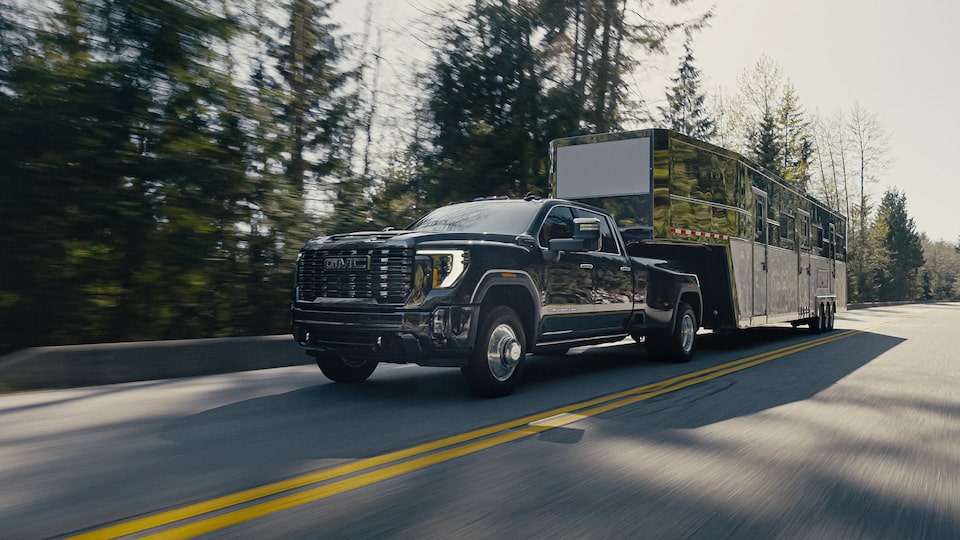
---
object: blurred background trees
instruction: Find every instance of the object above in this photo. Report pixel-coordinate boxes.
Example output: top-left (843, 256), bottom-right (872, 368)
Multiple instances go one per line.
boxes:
top-left (0, 0), bottom-right (949, 353)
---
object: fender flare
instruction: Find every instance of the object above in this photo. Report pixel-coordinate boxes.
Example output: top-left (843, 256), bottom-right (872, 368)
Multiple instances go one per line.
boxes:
top-left (674, 287), bottom-right (703, 329)
top-left (469, 270), bottom-right (542, 344)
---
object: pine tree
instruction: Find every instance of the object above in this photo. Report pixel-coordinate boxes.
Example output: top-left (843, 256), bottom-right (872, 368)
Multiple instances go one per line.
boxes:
top-left (777, 82), bottom-right (813, 191)
top-left (875, 189), bottom-right (924, 301)
top-left (421, 0), bottom-right (546, 205)
top-left (738, 55), bottom-right (782, 174)
top-left (659, 39), bottom-right (714, 140)
top-left (0, 0), bottom-right (300, 350)
top-left (538, 0), bottom-right (711, 133)
top-left (272, 0), bottom-right (353, 197)
top-left (920, 236), bottom-right (960, 301)
top-left (750, 112), bottom-right (781, 176)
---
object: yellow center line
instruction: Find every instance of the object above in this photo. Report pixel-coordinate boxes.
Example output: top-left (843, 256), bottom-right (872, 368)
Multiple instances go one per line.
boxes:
top-left (72, 321), bottom-right (901, 539)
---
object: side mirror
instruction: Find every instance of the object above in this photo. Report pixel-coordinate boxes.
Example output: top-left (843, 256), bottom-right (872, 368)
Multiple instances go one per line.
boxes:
top-left (548, 217), bottom-right (601, 252)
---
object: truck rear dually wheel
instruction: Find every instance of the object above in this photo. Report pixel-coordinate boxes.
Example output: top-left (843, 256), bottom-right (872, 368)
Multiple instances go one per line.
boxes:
top-left (466, 306), bottom-right (526, 397)
top-left (646, 302), bottom-right (697, 363)
top-left (314, 353), bottom-right (377, 383)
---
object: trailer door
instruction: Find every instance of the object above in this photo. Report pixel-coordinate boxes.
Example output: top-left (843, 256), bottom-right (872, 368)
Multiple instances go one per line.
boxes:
top-left (829, 223), bottom-right (837, 294)
top-left (798, 210), bottom-right (811, 313)
top-left (752, 189), bottom-right (768, 318)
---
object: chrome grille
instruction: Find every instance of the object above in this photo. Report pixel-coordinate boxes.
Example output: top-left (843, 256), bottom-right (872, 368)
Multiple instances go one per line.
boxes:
top-left (297, 248), bottom-right (413, 304)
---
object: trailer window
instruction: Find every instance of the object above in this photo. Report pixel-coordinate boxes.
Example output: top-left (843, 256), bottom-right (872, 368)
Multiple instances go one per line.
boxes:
top-left (800, 215), bottom-right (810, 249)
top-left (755, 200), bottom-right (765, 242)
top-left (780, 213), bottom-right (794, 245)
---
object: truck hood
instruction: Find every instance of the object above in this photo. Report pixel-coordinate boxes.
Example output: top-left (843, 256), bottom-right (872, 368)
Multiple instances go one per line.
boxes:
top-left (302, 230), bottom-right (526, 251)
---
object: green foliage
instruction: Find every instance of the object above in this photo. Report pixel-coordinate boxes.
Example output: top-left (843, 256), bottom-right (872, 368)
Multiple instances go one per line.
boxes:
top-left (919, 236), bottom-right (960, 301)
top-left (777, 83), bottom-right (814, 191)
top-left (0, 0), bottom-right (923, 354)
top-left (0, 0), bottom-right (346, 353)
top-left (271, 0), bottom-right (352, 194)
top-left (732, 56), bottom-right (813, 191)
top-left (874, 189), bottom-right (924, 301)
top-left (846, 219), bottom-right (889, 303)
top-left (369, 150), bottom-right (426, 229)
top-left (538, 0), bottom-right (710, 133)
top-left (659, 40), bottom-right (714, 141)
top-left (417, 0), bottom-right (709, 207)
top-left (420, 0), bottom-right (548, 206)
top-left (749, 112), bottom-right (781, 176)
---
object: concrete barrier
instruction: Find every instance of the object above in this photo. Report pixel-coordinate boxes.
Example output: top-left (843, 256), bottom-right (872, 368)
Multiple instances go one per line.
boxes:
top-left (1, 303), bottom-right (930, 393)
top-left (0, 335), bottom-right (311, 393)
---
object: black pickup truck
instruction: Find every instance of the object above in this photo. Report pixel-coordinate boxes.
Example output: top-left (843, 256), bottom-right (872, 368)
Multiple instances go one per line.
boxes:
top-left (291, 196), bottom-right (701, 396)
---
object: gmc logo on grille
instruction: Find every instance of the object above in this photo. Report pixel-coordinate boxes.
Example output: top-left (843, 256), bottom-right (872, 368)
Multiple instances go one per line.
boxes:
top-left (324, 256), bottom-right (370, 271)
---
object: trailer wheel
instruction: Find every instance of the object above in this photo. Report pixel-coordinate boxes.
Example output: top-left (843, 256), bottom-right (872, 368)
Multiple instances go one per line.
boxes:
top-left (647, 302), bottom-right (697, 363)
top-left (465, 306), bottom-right (526, 397)
top-left (314, 353), bottom-right (378, 383)
top-left (808, 305), bottom-right (824, 335)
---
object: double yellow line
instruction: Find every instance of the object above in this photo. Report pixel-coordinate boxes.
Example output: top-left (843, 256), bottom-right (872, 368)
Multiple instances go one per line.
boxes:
top-left (73, 328), bottom-right (860, 539)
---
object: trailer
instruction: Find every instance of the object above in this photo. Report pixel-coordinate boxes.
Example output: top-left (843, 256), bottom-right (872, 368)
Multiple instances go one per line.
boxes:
top-left (550, 128), bottom-right (846, 333)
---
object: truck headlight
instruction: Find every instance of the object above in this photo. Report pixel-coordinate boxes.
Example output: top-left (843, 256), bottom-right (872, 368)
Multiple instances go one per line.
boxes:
top-left (416, 250), bottom-right (468, 289)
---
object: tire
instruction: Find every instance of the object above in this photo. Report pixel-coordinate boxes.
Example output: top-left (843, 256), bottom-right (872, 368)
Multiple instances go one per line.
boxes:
top-left (314, 353), bottom-right (377, 383)
top-left (825, 303), bottom-right (835, 331)
top-left (465, 306), bottom-right (526, 398)
top-left (808, 305), bottom-right (823, 335)
top-left (646, 302), bottom-right (697, 363)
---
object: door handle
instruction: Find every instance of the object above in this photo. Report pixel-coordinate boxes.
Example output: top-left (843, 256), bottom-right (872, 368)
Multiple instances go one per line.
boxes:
top-left (580, 263), bottom-right (594, 270)
top-left (620, 266), bottom-right (631, 272)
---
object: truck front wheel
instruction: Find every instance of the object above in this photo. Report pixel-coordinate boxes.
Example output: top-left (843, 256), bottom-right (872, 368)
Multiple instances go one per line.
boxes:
top-left (646, 302), bottom-right (697, 363)
top-left (313, 353), bottom-right (377, 383)
top-left (465, 306), bottom-right (526, 397)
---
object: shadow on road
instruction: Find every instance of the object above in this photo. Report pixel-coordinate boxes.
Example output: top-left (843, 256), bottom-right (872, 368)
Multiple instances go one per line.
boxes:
top-left (159, 326), bottom-right (902, 464)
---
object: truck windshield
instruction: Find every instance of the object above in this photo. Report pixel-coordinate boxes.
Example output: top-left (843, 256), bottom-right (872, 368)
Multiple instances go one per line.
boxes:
top-left (408, 201), bottom-right (537, 234)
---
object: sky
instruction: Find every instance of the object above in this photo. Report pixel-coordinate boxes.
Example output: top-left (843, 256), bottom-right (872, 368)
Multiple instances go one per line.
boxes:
top-left (692, 0), bottom-right (960, 242)
top-left (334, 0), bottom-right (960, 242)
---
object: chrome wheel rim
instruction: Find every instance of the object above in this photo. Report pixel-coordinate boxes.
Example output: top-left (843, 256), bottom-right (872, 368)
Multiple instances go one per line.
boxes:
top-left (486, 323), bottom-right (522, 382)
top-left (679, 313), bottom-right (696, 354)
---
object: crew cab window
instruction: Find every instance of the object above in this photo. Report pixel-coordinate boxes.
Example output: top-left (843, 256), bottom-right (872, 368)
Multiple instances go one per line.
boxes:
top-left (538, 206), bottom-right (576, 247)
top-left (575, 209), bottom-right (620, 254)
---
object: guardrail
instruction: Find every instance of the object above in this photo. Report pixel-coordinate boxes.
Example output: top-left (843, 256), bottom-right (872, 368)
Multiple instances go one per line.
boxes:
top-left (0, 335), bottom-right (310, 393)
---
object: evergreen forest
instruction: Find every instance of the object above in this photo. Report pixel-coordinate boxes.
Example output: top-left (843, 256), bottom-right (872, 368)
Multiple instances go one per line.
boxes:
top-left (0, 0), bottom-right (954, 354)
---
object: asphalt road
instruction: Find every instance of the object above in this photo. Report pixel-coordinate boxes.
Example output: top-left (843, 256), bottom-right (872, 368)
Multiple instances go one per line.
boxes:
top-left (2, 304), bottom-right (958, 539)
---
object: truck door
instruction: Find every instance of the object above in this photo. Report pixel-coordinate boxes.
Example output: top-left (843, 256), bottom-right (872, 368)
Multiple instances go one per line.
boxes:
top-left (752, 189), bottom-right (768, 318)
top-left (575, 208), bottom-right (634, 334)
top-left (538, 206), bottom-right (597, 341)
top-left (797, 210), bottom-right (811, 314)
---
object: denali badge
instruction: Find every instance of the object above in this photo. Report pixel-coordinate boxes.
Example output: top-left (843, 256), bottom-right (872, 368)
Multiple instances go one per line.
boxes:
top-left (324, 256), bottom-right (370, 271)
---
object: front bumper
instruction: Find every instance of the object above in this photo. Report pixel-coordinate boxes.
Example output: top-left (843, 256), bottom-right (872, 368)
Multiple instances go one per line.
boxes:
top-left (291, 303), bottom-right (478, 368)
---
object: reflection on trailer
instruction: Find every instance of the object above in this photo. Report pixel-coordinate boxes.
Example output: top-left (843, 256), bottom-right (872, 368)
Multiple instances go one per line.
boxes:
top-left (551, 128), bottom-right (846, 333)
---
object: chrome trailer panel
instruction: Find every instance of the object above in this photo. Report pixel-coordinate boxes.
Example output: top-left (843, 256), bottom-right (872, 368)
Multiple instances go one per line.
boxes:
top-left (551, 129), bottom-right (848, 331)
